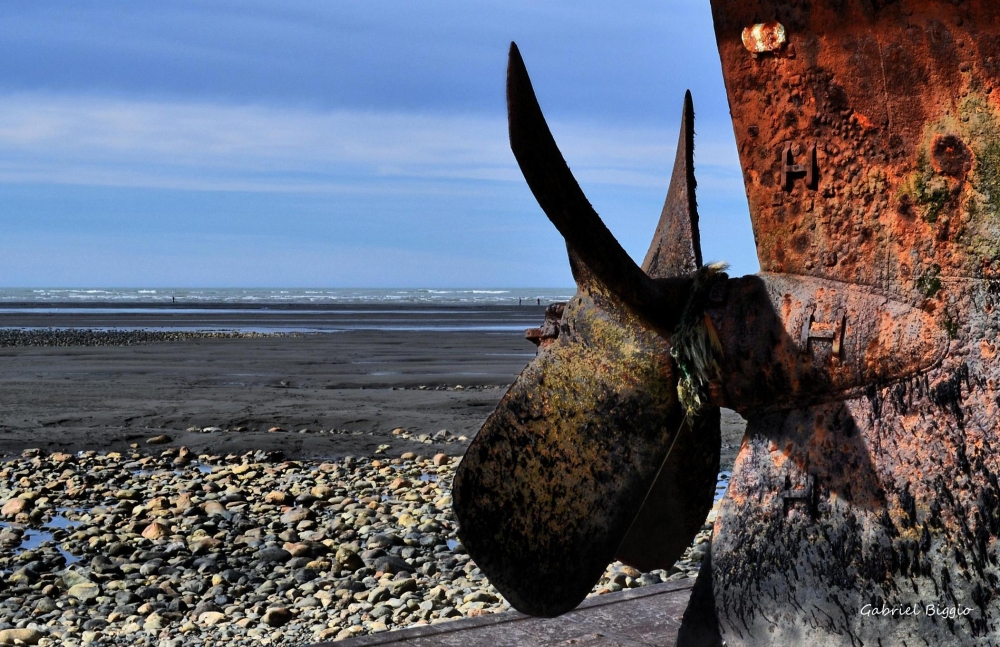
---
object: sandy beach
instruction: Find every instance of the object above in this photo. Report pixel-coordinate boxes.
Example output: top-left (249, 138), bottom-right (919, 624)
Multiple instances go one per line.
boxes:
top-left (0, 304), bottom-right (745, 464)
top-left (0, 305), bottom-right (542, 460)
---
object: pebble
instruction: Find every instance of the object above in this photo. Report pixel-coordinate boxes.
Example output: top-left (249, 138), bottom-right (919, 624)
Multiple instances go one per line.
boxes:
top-left (140, 521), bottom-right (168, 539)
top-left (203, 500), bottom-right (226, 516)
top-left (0, 498), bottom-right (28, 517)
top-left (199, 611), bottom-right (227, 626)
top-left (0, 628), bottom-right (44, 645)
top-left (0, 447), bottom-right (713, 645)
top-left (67, 582), bottom-right (100, 600)
top-left (262, 607), bottom-right (293, 627)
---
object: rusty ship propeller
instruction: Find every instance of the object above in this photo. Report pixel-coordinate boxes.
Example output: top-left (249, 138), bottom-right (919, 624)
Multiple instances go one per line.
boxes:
top-left (451, 42), bottom-right (720, 617)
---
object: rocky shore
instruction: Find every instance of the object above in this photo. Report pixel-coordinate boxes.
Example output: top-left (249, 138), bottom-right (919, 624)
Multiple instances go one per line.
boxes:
top-left (0, 329), bottom-right (287, 348)
top-left (0, 448), bottom-right (713, 646)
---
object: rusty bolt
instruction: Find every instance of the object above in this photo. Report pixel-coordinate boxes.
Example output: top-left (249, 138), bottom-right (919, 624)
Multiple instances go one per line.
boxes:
top-left (742, 22), bottom-right (787, 54)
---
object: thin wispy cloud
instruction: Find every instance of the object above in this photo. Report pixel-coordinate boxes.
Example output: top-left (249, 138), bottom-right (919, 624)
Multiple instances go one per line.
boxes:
top-left (0, 93), bottom-right (742, 196)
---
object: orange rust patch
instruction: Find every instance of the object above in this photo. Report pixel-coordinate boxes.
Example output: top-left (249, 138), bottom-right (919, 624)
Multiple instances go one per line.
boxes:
top-left (852, 112), bottom-right (874, 130)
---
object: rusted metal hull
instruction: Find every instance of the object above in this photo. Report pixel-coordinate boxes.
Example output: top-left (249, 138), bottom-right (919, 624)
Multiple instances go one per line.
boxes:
top-left (690, 1), bottom-right (1000, 644)
top-left (681, 278), bottom-right (1000, 645)
top-left (710, 0), bottom-right (1000, 289)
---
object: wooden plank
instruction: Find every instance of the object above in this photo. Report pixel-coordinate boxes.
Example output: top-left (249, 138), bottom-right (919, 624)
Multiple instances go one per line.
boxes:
top-left (309, 581), bottom-right (695, 647)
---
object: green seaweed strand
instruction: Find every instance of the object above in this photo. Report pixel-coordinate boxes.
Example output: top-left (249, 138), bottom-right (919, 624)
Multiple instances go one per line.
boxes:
top-left (670, 262), bottom-right (729, 422)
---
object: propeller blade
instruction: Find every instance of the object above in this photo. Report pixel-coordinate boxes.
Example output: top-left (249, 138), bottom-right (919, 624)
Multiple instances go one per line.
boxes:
top-left (642, 90), bottom-right (703, 279)
top-left (453, 291), bottom-right (686, 616)
top-left (506, 42), bottom-right (688, 334)
top-left (617, 91), bottom-right (721, 570)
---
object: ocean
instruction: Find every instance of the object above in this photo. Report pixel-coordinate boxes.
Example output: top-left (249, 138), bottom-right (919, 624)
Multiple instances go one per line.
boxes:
top-left (0, 288), bottom-right (576, 334)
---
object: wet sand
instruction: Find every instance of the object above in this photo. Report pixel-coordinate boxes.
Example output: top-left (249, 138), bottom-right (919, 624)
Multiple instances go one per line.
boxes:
top-left (0, 305), bottom-right (745, 463)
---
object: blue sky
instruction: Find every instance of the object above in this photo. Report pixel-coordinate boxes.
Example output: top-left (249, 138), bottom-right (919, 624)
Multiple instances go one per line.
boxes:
top-left (0, 1), bottom-right (757, 288)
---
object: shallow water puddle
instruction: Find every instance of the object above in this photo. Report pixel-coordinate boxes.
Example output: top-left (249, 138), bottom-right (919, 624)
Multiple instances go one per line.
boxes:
top-left (715, 471), bottom-right (731, 502)
top-left (47, 511), bottom-right (80, 530)
top-left (0, 511), bottom-right (84, 565)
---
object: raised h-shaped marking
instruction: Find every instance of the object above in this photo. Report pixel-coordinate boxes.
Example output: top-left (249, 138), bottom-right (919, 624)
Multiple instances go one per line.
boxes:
top-left (800, 307), bottom-right (845, 357)
top-left (781, 142), bottom-right (817, 191)
top-left (781, 474), bottom-right (815, 517)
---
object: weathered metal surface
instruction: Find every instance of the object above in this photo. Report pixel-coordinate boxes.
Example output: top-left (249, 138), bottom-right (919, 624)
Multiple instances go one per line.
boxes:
top-left (503, 43), bottom-right (692, 338)
top-left (642, 91), bottom-right (703, 280)
top-left (706, 273), bottom-right (948, 413)
top-left (618, 90), bottom-right (721, 572)
top-left (688, 1), bottom-right (1000, 644)
top-left (524, 302), bottom-right (565, 346)
top-left (453, 282), bottom-right (685, 617)
top-left (614, 409), bottom-right (719, 572)
top-left (457, 2), bottom-right (1000, 645)
top-left (452, 44), bottom-right (717, 618)
top-left (710, 0), bottom-right (1000, 288)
